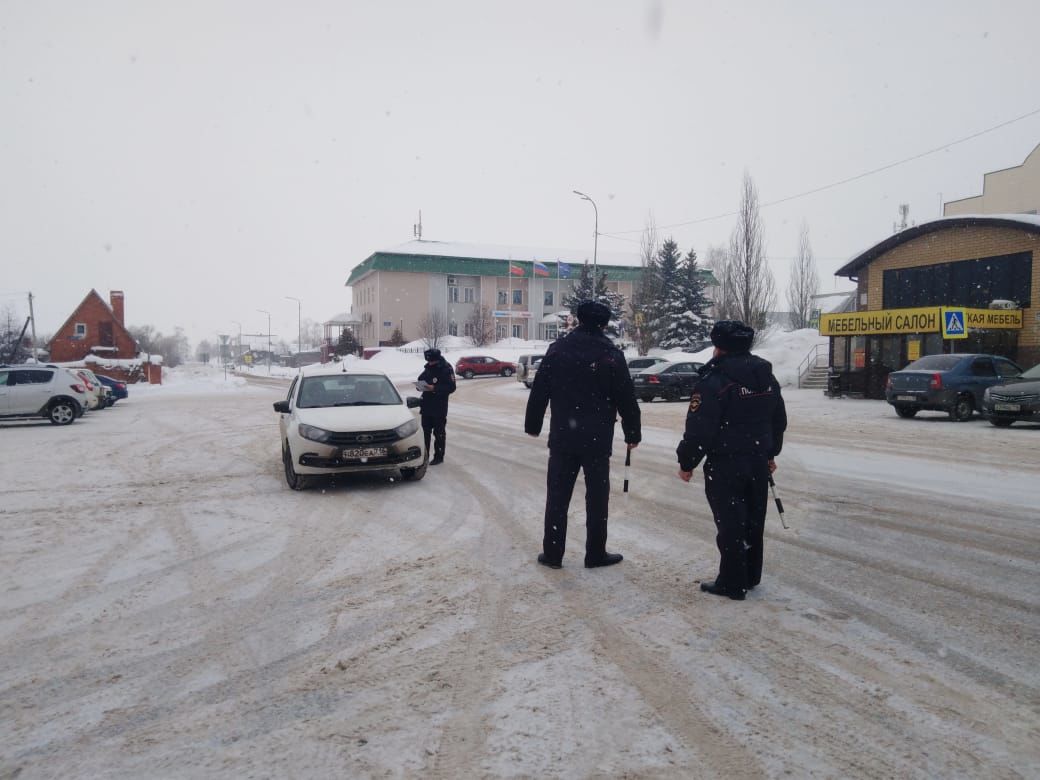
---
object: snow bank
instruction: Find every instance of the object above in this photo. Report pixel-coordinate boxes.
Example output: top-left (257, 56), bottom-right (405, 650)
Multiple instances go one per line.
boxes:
top-left (132, 364), bottom-right (266, 396)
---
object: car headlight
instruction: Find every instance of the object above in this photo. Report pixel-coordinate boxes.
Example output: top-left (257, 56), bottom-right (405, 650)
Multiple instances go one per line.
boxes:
top-left (394, 418), bottom-right (419, 439)
top-left (298, 423), bottom-right (334, 443)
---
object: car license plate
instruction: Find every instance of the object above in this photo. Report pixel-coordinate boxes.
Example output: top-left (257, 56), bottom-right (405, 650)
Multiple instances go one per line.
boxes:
top-left (994, 403), bottom-right (1021, 412)
top-left (341, 447), bottom-right (387, 459)
top-left (896, 395), bottom-right (915, 402)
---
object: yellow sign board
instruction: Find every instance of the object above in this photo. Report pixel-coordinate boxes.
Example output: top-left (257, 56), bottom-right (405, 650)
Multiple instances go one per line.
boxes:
top-left (819, 306), bottom-right (1023, 336)
top-left (907, 339), bottom-right (921, 361)
top-left (819, 307), bottom-right (939, 336)
top-left (964, 308), bottom-right (1022, 329)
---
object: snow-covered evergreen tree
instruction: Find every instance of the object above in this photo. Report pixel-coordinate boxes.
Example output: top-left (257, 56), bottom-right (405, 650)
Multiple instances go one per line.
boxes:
top-left (658, 248), bottom-right (714, 349)
top-left (644, 239), bottom-right (681, 345)
top-left (562, 262), bottom-right (626, 337)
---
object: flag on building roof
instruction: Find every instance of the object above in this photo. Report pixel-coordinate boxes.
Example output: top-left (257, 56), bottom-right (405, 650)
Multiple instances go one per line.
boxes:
top-left (558, 261), bottom-right (572, 279)
top-left (509, 263), bottom-right (525, 277)
top-left (533, 262), bottom-right (550, 277)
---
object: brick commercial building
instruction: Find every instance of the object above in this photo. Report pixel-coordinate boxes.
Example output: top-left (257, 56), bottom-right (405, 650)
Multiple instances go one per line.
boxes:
top-left (822, 215), bottom-right (1039, 398)
top-left (48, 289), bottom-right (137, 363)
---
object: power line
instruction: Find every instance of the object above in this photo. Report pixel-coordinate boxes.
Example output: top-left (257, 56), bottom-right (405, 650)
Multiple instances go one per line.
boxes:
top-left (601, 106), bottom-right (1040, 238)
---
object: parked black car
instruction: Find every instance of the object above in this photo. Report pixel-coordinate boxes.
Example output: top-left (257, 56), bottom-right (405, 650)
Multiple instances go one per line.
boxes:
top-left (885, 353), bottom-right (1022, 421)
top-left (633, 360), bottom-right (703, 402)
top-left (982, 363), bottom-right (1040, 427)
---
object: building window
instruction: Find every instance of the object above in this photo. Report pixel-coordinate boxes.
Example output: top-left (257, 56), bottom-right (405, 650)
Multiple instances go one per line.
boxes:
top-left (497, 290), bottom-right (508, 306)
top-left (882, 251), bottom-right (1032, 309)
top-left (464, 322), bottom-right (474, 337)
top-left (544, 290), bottom-right (554, 306)
top-left (449, 286), bottom-right (460, 303)
top-left (512, 289), bottom-right (522, 305)
top-left (512, 324), bottom-right (523, 338)
top-left (496, 324), bottom-right (507, 340)
top-left (464, 287), bottom-right (475, 303)
top-left (544, 324), bottom-right (558, 340)
top-left (73, 323), bottom-right (86, 339)
top-left (449, 321), bottom-right (458, 336)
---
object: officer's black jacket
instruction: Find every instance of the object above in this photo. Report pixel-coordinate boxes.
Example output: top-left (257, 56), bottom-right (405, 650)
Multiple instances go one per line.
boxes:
top-left (417, 359), bottom-right (456, 417)
top-left (676, 352), bottom-right (787, 471)
top-left (524, 327), bottom-right (641, 454)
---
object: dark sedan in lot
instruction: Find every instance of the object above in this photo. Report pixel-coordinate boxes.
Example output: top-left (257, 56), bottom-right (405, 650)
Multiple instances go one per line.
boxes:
top-left (982, 363), bottom-right (1040, 426)
top-left (633, 360), bottom-right (703, 402)
top-left (96, 374), bottom-right (129, 405)
top-left (885, 353), bottom-right (1023, 421)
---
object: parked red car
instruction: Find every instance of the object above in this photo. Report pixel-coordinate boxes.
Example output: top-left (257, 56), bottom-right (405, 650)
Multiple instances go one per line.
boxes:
top-left (455, 355), bottom-right (515, 379)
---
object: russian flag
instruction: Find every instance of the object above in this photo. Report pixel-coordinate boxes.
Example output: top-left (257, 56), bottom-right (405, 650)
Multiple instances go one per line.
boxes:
top-left (509, 263), bottom-right (525, 277)
top-left (533, 262), bottom-right (550, 277)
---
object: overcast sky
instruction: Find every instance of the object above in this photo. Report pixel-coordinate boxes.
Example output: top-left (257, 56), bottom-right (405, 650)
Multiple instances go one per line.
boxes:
top-left (2, 0), bottom-right (1039, 350)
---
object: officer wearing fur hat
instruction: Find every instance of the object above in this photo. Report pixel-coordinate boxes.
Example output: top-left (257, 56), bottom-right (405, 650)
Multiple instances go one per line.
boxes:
top-left (676, 320), bottom-right (787, 600)
top-left (417, 347), bottom-right (456, 465)
top-left (525, 300), bottom-right (641, 569)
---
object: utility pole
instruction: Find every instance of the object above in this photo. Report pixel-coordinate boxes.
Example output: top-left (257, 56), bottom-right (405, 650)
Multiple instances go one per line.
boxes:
top-left (27, 291), bottom-right (37, 361)
top-left (257, 309), bottom-right (271, 374)
top-left (572, 190), bottom-right (599, 290)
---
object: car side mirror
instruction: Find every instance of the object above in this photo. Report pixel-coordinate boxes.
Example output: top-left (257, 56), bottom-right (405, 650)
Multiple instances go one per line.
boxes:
top-left (273, 400), bottom-right (290, 413)
top-left (406, 396), bottom-right (421, 409)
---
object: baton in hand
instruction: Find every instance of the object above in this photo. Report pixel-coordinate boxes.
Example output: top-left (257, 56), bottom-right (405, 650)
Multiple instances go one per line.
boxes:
top-left (767, 474), bottom-right (788, 529)
top-left (623, 447), bottom-right (631, 493)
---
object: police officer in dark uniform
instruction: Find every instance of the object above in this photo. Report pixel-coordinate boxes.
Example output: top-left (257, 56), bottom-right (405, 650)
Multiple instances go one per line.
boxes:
top-left (417, 348), bottom-right (456, 465)
top-left (676, 320), bottom-right (787, 600)
top-left (525, 300), bottom-right (641, 569)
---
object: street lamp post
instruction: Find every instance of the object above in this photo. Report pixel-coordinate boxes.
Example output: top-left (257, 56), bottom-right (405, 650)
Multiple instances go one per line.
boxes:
top-left (572, 190), bottom-right (599, 291)
top-left (257, 309), bottom-right (271, 374)
top-left (285, 296), bottom-right (302, 364)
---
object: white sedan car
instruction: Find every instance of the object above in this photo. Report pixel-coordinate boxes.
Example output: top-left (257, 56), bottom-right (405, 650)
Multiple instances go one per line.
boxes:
top-left (273, 364), bottom-right (426, 490)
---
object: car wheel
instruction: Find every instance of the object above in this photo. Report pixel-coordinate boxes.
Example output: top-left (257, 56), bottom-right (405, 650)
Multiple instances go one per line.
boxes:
top-left (894, 405), bottom-right (918, 419)
top-left (463, 370), bottom-right (474, 379)
top-left (282, 442), bottom-right (309, 490)
top-left (948, 395), bottom-right (974, 422)
top-left (664, 388), bottom-right (680, 402)
top-left (501, 367), bottom-right (514, 377)
top-left (48, 400), bottom-right (77, 425)
top-left (989, 417), bottom-right (1014, 427)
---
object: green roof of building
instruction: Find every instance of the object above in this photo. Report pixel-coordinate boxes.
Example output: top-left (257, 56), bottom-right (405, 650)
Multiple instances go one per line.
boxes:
top-left (346, 251), bottom-right (717, 287)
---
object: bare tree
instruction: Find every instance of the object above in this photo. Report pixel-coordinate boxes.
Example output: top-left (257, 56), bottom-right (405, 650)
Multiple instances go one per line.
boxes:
top-left (465, 305), bottom-right (495, 346)
top-left (418, 309), bottom-right (447, 350)
top-left (705, 243), bottom-right (737, 321)
top-left (725, 171), bottom-right (775, 332)
top-left (631, 214), bottom-right (661, 355)
top-left (787, 220), bottom-right (819, 330)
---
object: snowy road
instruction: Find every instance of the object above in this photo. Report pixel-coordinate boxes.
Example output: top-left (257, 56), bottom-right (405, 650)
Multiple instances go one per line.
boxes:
top-left (1, 375), bottom-right (1038, 778)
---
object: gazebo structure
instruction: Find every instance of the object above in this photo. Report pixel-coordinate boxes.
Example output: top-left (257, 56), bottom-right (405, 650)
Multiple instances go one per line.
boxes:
top-left (322, 310), bottom-right (362, 362)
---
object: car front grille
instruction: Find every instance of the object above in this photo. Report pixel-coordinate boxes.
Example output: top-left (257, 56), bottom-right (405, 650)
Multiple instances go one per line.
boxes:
top-left (990, 392), bottom-right (1040, 403)
top-left (325, 429), bottom-right (401, 446)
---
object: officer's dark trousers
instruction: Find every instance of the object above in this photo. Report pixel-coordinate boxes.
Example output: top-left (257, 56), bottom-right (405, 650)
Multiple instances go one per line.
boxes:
top-left (543, 449), bottom-right (610, 562)
top-left (421, 415), bottom-right (446, 460)
top-left (704, 455), bottom-right (769, 592)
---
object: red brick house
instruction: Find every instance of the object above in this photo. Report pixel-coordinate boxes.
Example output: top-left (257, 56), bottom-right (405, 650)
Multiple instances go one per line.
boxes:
top-left (48, 289), bottom-right (137, 363)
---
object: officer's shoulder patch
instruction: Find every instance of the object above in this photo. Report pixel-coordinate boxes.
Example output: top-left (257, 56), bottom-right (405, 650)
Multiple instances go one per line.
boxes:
top-left (688, 393), bottom-right (701, 413)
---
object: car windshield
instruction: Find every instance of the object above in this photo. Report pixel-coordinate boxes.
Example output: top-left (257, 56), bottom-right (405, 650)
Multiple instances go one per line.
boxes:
top-left (904, 355), bottom-right (965, 371)
top-left (1020, 363), bottom-right (1040, 380)
top-left (297, 375), bottom-right (400, 408)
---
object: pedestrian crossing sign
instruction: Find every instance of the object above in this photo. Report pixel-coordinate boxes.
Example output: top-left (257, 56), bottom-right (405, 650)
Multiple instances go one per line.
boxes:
top-left (941, 307), bottom-right (968, 339)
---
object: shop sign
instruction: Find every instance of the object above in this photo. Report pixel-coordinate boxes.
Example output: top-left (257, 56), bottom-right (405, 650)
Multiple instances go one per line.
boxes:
top-left (964, 308), bottom-right (1023, 329)
top-left (907, 340), bottom-right (921, 361)
top-left (492, 310), bottom-right (533, 318)
top-left (819, 306), bottom-right (939, 336)
top-left (819, 305), bottom-right (1023, 336)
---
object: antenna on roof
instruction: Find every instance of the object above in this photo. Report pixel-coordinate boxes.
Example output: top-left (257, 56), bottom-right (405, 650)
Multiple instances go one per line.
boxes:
top-left (413, 210), bottom-right (423, 240)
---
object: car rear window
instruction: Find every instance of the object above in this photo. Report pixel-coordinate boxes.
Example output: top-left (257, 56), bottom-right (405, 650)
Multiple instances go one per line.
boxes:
top-left (904, 355), bottom-right (964, 371)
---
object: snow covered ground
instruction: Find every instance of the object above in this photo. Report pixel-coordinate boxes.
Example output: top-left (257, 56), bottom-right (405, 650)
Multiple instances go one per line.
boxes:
top-left (1, 339), bottom-right (1038, 778)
